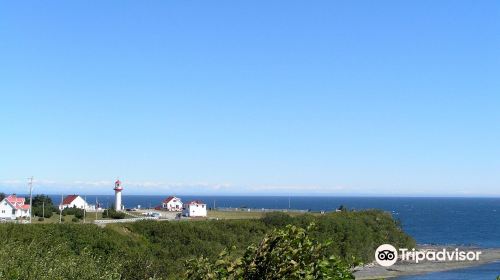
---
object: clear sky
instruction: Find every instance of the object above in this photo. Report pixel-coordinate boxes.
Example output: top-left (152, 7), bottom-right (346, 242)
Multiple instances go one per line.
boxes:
top-left (1, 1), bottom-right (499, 196)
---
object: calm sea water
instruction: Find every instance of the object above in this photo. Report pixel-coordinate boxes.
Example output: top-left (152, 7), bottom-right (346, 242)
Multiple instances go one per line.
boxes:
top-left (49, 195), bottom-right (500, 279)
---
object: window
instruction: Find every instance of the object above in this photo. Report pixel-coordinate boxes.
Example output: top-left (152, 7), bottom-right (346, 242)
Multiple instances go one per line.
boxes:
top-left (12, 209), bottom-right (16, 215)
top-left (1, 210), bottom-right (4, 214)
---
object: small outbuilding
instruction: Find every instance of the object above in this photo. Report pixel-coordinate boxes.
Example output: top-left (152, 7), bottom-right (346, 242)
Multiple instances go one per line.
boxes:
top-left (182, 200), bottom-right (207, 217)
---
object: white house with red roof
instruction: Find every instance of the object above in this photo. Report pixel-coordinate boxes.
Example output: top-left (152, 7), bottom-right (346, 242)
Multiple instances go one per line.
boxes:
top-left (182, 200), bottom-right (207, 217)
top-left (0, 194), bottom-right (31, 220)
top-left (161, 196), bottom-right (183, 211)
top-left (59, 195), bottom-right (89, 210)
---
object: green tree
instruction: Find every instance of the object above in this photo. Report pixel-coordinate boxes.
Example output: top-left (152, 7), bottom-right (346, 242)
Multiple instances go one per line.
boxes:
top-left (0, 193), bottom-right (5, 201)
top-left (185, 223), bottom-right (355, 280)
top-left (31, 194), bottom-right (53, 207)
top-left (30, 195), bottom-right (57, 218)
top-left (62, 206), bottom-right (84, 219)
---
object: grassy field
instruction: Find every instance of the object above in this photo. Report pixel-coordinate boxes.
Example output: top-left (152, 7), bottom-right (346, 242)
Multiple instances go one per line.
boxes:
top-left (30, 211), bottom-right (136, 224)
top-left (208, 210), bottom-right (322, 220)
top-left (208, 210), bottom-right (265, 219)
top-left (27, 210), bottom-right (316, 223)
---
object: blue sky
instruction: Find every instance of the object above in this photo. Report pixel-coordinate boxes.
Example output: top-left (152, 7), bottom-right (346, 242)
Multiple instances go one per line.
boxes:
top-left (1, 1), bottom-right (499, 196)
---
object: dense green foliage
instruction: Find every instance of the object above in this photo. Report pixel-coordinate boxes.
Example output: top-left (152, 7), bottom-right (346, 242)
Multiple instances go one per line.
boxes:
top-left (0, 210), bottom-right (414, 279)
top-left (102, 208), bottom-right (126, 219)
top-left (185, 223), bottom-right (355, 280)
top-left (30, 194), bottom-right (57, 219)
top-left (62, 207), bottom-right (85, 219)
top-left (31, 194), bottom-right (54, 207)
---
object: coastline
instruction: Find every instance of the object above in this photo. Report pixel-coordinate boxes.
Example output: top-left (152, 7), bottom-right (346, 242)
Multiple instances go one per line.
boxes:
top-left (354, 246), bottom-right (500, 279)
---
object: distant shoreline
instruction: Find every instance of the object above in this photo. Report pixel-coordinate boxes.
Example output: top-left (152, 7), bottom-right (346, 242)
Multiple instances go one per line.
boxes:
top-left (354, 246), bottom-right (500, 279)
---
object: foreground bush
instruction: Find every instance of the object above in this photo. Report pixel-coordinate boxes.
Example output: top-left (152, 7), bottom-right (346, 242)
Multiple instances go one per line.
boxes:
top-left (0, 240), bottom-right (122, 280)
top-left (185, 223), bottom-right (355, 280)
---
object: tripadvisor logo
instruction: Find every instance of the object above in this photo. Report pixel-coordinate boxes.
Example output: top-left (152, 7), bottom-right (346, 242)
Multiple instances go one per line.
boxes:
top-left (375, 244), bottom-right (398, 267)
top-left (375, 244), bottom-right (482, 267)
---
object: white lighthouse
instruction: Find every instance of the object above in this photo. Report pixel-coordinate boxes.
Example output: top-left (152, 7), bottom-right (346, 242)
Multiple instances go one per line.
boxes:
top-left (114, 179), bottom-right (123, 211)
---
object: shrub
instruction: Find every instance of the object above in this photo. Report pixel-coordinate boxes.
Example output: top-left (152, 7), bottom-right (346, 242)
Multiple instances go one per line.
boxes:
top-left (75, 211), bottom-right (84, 219)
top-left (185, 223), bottom-right (355, 280)
top-left (102, 208), bottom-right (126, 219)
top-left (38, 217), bottom-right (44, 222)
top-left (72, 217), bottom-right (79, 223)
top-left (111, 211), bottom-right (125, 219)
top-left (0, 240), bottom-right (122, 279)
top-left (62, 207), bottom-right (84, 219)
top-left (261, 212), bottom-right (293, 227)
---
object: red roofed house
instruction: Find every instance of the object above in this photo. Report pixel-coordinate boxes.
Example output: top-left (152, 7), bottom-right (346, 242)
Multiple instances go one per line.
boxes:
top-left (0, 194), bottom-right (31, 220)
top-left (161, 196), bottom-right (183, 211)
top-left (182, 200), bottom-right (207, 217)
top-left (59, 195), bottom-right (88, 210)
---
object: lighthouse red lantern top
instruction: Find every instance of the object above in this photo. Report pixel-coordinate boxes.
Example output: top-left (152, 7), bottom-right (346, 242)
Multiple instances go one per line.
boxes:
top-left (114, 179), bottom-right (123, 191)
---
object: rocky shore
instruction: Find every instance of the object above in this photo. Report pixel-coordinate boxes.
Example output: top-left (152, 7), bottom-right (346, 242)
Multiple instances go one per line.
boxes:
top-left (354, 246), bottom-right (500, 279)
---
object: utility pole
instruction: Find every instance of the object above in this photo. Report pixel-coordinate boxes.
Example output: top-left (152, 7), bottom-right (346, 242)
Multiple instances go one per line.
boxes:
top-left (213, 199), bottom-right (216, 210)
top-left (288, 195), bottom-right (291, 209)
top-left (42, 201), bottom-right (45, 219)
top-left (95, 197), bottom-right (98, 220)
top-left (59, 194), bottom-right (63, 223)
top-left (83, 195), bottom-right (87, 223)
top-left (28, 177), bottom-right (33, 223)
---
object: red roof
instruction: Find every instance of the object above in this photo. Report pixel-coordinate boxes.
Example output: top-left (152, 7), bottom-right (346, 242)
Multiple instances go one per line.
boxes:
top-left (62, 195), bottom-right (79, 205)
top-left (5, 195), bottom-right (28, 210)
top-left (163, 196), bottom-right (180, 204)
top-left (114, 179), bottom-right (123, 190)
top-left (187, 200), bottom-right (205, 205)
top-left (6, 195), bottom-right (24, 204)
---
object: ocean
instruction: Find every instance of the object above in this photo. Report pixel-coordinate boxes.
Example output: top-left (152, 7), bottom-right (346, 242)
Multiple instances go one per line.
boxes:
top-left (50, 195), bottom-right (500, 279)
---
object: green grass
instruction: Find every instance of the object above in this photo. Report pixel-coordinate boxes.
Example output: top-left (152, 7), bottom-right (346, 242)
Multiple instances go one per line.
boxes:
top-left (208, 210), bottom-right (266, 219)
top-left (31, 211), bottom-right (136, 224)
top-left (208, 210), bottom-right (321, 220)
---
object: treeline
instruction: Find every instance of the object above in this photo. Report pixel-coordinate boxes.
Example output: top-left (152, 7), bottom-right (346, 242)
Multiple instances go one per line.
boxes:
top-left (0, 210), bottom-right (415, 279)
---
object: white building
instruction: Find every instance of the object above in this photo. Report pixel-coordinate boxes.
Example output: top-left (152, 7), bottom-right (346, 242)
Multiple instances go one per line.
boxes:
top-left (0, 195), bottom-right (31, 220)
top-left (162, 196), bottom-right (183, 211)
top-left (114, 179), bottom-right (123, 211)
top-left (182, 200), bottom-right (207, 217)
top-left (59, 195), bottom-right (89, 210)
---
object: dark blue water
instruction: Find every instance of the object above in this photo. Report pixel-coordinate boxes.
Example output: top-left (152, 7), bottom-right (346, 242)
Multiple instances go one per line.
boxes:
top-left (49, 195), bottom-right (500, 279)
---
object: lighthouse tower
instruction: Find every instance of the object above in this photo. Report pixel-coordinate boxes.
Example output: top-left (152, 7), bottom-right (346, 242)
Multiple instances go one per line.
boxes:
top-left (114, 179), bottom-right (123, 211)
